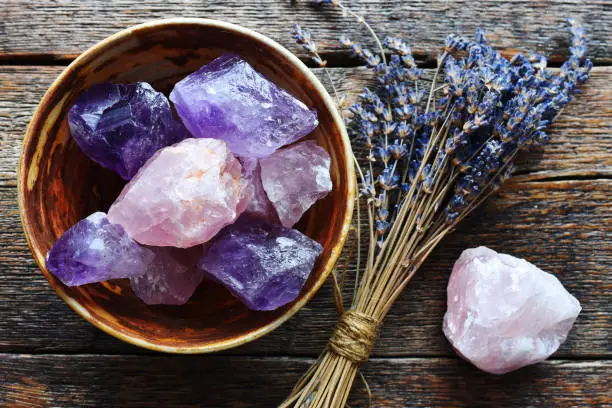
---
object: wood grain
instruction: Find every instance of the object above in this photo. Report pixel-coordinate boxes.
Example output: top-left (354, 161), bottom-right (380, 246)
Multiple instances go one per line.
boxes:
top-left (2, 354), bottom-right (611, 407)
top-left (2, 1), bottom-right (611, 64)
top-left (0, 65), bottom-right (610, 356)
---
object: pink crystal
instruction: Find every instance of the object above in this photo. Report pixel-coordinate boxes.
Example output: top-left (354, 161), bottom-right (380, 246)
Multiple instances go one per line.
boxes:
top-left (260, 140), bottom-right (332, 227)
top-left (130, 247), bottom-right (205, 305)
top-left (239, 157), bottom-right (279, 223)
top-left (108, 138), bottom-right (250, 248)
top-left (443, 246), bottom-right (581, 374)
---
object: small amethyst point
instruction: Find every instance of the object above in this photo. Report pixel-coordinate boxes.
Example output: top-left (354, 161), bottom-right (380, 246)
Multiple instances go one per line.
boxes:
top-left (260, 140), bottom-right (332, 227)
top-left (130, 247), bottom-right (205, 305)
top-left (199, 216), bottom-right (323, 311)
top-left (46, 212), bottom-right (154, 286)
top-left (68, 82), bottom-right (189, 180)
top-left (170, 54), bottom-right (319, 158)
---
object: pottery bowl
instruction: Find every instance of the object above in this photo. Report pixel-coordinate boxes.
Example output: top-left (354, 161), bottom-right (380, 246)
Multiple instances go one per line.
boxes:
top-left (18, 18), bottom-right (355, 353)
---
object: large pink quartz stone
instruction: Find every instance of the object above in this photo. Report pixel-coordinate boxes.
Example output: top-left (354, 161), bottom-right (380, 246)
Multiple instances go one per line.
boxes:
top-left (260, 140), bottom-right (332, 228)
top-left (130, 247), bottom-right (205, 305)
top-left (443, 246), bottom-right (581, 374)
top-left (108, 138), bottom-right (250, 248)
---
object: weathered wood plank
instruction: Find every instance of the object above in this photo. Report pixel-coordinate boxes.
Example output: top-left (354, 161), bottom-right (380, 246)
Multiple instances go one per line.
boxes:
top-left (1, 66), bottom-right (611, 183)
top-left (2, 354), bottom-right (611, 407)
top-left (1, 1), bottom-right (611, 64)
top-left (2, 178), bottom-right (610, 356)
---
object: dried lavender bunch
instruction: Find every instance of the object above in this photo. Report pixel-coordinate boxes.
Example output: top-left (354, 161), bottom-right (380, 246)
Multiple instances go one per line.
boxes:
top-left (284, 6), bottom-right (591, 407)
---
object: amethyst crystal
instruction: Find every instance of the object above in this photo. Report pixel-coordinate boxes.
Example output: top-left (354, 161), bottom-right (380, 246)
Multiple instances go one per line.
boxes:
top-left (46, 212), bottom-right (153, 286)
top-left (199, 215), bottom-right (323, 311)
top-left (68, 82), bottom-right (189, 180)
top-left (130, 247), bottom-right (205, 305)
top-left (169, 54), bottom-right (319, 158)
top-left (260, 140), bottom-right (332, 227)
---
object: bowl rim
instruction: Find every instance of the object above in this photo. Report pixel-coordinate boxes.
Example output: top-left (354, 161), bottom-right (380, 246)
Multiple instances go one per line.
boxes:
top-left (17, 17), bottom-right (356, 353)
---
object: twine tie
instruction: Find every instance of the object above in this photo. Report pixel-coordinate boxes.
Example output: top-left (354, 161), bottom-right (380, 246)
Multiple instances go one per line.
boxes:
top-left (328, 311), bottom-right (380, 364)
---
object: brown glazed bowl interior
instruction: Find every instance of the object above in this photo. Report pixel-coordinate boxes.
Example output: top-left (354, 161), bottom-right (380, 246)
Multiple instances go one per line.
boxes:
top-left (18, 18), bottom-right (355, 353)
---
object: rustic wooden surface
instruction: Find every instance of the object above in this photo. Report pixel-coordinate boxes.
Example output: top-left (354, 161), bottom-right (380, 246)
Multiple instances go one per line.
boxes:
top-left (3, 355), bottom-right (611, 407)
top-left (1, 1), bottom-right (611, 407)
top-left (2, 1), bottom-right (611, 64)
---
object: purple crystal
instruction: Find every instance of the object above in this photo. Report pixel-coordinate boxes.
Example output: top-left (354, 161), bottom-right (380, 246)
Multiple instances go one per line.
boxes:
top-left (199, 215), bottom-right (323, 311)
top-left (130, 247), bottom-right (205, 305)
top-left (260, 140), bottom-right (332, 227)
top-left (239, 157), bottom-right (279, 223)
top-left (169, 54), bottom-right (319, 158)
top-left (68, 82), bottom-right (189, 180)
top-left (46, 212), bottom-right (154, 286)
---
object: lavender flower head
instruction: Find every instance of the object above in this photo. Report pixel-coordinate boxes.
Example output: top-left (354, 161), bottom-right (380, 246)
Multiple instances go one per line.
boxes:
top-left (330, 19), bottom-right (592, 242)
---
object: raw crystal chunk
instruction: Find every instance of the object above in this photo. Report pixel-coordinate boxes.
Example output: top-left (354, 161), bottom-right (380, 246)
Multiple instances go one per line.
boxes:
top-left (443, 246), bottom-right (581, 374)
top-left (260, 140), bottom-right (332, 227)
top-left (239, 157), bottom-right (278, 222)
top-left (46, 212), bottom-right (153, 286)
top-left (130, 247), bottom-right (205, 305)
top-left (199, 216), bottom-right (323, 311)
top-left (169, 54), bottom-right (319, 158)
top-left (68, 82), bottom-right (189, 180)
top-left (108, 138), bottom-right (250, 248)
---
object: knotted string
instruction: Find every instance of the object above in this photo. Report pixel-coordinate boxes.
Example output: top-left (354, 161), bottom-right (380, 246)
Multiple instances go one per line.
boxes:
top-left (328, 310), bottom-right (380, 364)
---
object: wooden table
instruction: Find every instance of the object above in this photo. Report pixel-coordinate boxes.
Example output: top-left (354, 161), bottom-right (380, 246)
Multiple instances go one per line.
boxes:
top-left (1, 1), bottom-right (610, 406)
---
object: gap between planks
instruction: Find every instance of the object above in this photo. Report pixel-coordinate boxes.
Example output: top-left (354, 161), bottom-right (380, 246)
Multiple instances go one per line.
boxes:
top-left (0, 53), bottom-right (608, 69)
top-left (2, 351), bottom-right (611, 360)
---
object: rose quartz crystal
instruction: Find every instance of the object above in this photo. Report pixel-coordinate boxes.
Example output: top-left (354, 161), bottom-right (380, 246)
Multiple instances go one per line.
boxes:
top-left (443, 246), bottom-right (581, 374)
top-left (129, 247), bottom-right (205, 305)
top-left (239, 157), bottom-right (279, 223)
top-left (108, 138), bottom-right (250, 248)
top-left (260, 140), bottom-right (332, 228)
